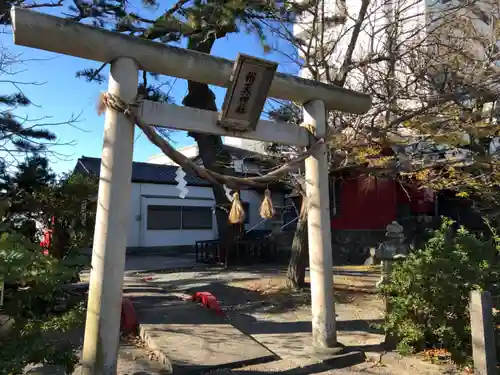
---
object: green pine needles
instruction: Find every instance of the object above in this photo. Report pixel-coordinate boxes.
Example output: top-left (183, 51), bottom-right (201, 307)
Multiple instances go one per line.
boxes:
top-left (0, 231), bottom-right (86, 375)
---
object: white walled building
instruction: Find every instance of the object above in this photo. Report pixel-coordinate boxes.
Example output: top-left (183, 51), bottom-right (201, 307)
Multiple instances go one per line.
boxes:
top-left (74, 152), bottom-right (291, 250)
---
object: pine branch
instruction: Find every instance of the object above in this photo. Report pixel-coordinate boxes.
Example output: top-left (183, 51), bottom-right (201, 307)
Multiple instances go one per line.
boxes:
top-left (0, 93), bottom-right (31, 107)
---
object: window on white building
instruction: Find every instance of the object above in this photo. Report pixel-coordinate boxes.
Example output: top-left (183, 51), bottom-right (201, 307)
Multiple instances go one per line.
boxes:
top-left (147, 205), bottom-right (213, 230)
top-left (182, 206), bottom-right (213, 229)
top-left (147, 205), bottom-right (182, 230)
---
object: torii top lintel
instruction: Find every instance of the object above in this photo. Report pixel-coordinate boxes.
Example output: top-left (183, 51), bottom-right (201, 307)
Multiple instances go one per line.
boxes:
top-left (10, 6), bottom-right (371, 114)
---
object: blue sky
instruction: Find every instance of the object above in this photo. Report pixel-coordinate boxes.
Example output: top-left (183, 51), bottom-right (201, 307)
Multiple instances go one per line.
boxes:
top-left (0, 2), bottom-right (298, 174)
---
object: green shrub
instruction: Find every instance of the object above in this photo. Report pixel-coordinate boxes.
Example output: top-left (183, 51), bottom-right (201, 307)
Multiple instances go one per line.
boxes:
top-left (380, 218), bottom-right (500, 364)
top-left (0, 231), bottom-right (86, 375)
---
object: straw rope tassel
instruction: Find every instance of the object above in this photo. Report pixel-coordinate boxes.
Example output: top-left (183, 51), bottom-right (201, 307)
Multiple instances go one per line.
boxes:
top-left (97, 92), bottom-right (108, 116)
top-left (228, 192), bottom-right (245, 224)
top-left (259, 189), bottom-right (275, 219)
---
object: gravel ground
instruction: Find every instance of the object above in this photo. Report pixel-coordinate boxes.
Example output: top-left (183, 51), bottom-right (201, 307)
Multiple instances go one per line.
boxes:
top-left (142, 266), bottom-right (386, 366)
top-left (79, 258), bottom-right (458, 375)
top-left (139, 265), bottom-right (460, 375)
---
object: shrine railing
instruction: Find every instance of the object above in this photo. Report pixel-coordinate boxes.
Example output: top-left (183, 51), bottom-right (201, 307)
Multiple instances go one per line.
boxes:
top-left (195, 231), bottom-right (278, 267)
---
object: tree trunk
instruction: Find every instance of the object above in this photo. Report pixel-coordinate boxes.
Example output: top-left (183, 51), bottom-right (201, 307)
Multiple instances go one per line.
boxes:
top-left (51, 220), bottom-right (70, 259)
top-left (286, 195), bottom-right (309, 289)
top-left (182, 36), bottom-right (233, 242)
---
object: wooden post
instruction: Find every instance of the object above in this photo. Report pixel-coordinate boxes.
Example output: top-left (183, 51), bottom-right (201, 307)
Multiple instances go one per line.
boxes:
top-left (470, 290), bottom-right (497, 375)
top-left (303, 100), bottom-right (339, 350)
top-left (80, 57), bottom-right (138, 375)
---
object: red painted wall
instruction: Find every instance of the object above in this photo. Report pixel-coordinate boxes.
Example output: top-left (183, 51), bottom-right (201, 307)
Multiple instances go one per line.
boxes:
top-left (331, 176), bottom-right (435, 230)
top-left (332, 176), bottom-right (397, 230)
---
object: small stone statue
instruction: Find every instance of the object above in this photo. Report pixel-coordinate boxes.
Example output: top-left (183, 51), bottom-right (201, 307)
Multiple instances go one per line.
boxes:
top-left (364, 247), bottom-right (379, 265)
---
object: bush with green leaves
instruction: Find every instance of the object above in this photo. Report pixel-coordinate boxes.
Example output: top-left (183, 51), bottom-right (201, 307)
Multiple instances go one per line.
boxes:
top-left (0, 230), bottom-right (86, 375)
top-left (380, 218), bottom-right (500, 364)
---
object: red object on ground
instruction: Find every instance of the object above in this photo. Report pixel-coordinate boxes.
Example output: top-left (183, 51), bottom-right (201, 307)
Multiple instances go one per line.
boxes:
top-left (120, 298), bottom-right (138, 334)
top-left (192, 291), bottom-right (223, 315)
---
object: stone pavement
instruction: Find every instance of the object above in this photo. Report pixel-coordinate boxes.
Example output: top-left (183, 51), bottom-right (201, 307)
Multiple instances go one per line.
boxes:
top-left (71, 341), bottom-right (171, 375)
top-left (136, 301), bottom-right (277, 372)
top-left (121, 266), bottom-right (369, 374)
top-left (122, 270), bottom-right (278, 374)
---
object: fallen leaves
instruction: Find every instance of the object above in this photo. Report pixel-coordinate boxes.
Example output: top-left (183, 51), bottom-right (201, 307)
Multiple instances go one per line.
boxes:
top-left (420, 348), bottom-right (453, 364)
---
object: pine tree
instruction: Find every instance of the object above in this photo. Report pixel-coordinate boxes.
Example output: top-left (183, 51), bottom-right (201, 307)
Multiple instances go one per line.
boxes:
top-left (0, 45), bottom-right (57, 165)
top-left (5, 0), bottom-right (297, 245)
top-left (0, 92), bottom-right (56, 159)
top-left (72, 0), bottom-right (294, 241)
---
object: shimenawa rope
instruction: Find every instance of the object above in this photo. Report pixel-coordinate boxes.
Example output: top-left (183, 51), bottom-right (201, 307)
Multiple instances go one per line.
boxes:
top-left (97, 92), bottom-right (324, 221)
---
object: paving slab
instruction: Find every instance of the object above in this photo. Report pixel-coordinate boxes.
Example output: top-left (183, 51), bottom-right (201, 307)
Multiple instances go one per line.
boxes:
top-left (72, 343), bottom-right (172, 375)
top-left (225, 306), bottom-right (385, 362)
top-left (137, 301), bottom-right (276, 373)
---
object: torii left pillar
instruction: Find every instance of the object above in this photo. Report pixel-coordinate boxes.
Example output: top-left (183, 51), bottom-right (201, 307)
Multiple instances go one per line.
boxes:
top-left (80, 57), bottom-right (138, 375)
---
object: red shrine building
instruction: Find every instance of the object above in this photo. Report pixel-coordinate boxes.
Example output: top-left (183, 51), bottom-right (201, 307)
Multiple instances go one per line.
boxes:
top-left (326, 142), bottom-right (482, 264)
top-left (331, 174), bottom-right (435, 231)
top-left (328, 171), bottom-right (436, 264)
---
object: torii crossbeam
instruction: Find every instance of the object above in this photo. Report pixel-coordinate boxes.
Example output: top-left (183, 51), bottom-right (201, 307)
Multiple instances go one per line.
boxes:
top-left (10, 6), bottom-right (371, 375)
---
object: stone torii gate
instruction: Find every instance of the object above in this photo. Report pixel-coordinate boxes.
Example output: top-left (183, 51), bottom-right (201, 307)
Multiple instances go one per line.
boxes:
top-left (10, 6), bottom-right (371, 375)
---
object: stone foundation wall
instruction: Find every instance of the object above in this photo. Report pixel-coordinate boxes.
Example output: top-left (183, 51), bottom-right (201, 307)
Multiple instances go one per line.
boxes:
top-left (271, 229), bottom-right (387, 265)
top-left (92, 229), bottom-right (389, 266)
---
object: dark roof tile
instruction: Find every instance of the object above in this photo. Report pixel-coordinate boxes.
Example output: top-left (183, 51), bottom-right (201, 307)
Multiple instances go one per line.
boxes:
top-left (75, 156), bottom-right (211, 186)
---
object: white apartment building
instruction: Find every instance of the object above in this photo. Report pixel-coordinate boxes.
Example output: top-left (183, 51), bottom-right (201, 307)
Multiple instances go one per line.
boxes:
top-left (293, 0), bottom-right (500, 159)
top-left (293, 0), bottom-right (499, 89)
top-left (147, 136), bottom-right (267, 168)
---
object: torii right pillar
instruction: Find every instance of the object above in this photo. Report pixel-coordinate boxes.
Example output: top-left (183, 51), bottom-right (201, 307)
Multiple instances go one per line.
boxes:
top-left (302, 100), bottom-right (340, 352)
